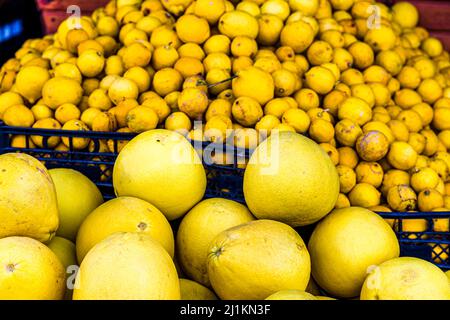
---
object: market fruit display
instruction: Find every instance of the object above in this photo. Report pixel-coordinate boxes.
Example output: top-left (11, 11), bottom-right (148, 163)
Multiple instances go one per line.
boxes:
top-left (0, 0), bottom-right (449, 302)
top-left (0, 0), bottom-right (449, 215)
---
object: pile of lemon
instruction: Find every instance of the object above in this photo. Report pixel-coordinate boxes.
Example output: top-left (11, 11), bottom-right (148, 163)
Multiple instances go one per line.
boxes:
top-left (0, 0), bottom-right (450, 214)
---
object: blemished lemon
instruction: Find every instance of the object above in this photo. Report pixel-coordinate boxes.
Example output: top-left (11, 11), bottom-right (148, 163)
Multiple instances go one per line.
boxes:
top-left (207, 220), bottom-right (311, 300)
top-left (355, 131), bottom-right (389, 162)
top-left (218, 10), bottom-right (259, 39)
top-left (244, 132), bottom-right (339, 227)
top-left (73, 233), bottom-right (180, 300)
top-left (355, 162), bottom-right (384, 188)
top-left (387, 185), bottom-right (418, 212)
top-left (232, 66), bottom-right (275, 105)
top-left (176, 198), bottom-right (254, 287)
top-left (49, 168), bottom-right (103, 241)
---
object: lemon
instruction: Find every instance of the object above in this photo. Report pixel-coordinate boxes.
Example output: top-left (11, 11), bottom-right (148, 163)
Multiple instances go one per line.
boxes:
top-left (281, 108), bottom-right (311, 133)
top-left (142, 96), bottom-right (171, 123)
top-left (338, 97), bottom-right (372, 126)
top-left (207, 220), bottom-right (311, 300)
top-left (0, 153), bottom-right (59, 242)
top-left (305, 66), bottom-right (335, 95)
top-left (295, 88), bottom-right (320, 111)
top-left (73, 233), bottom-right (180, 300)
top-left (165, 111), bottom-right (192, 134)
top-left (257, 14), bottom-right (284, 46)
top-left (0, 236), bottom-right (65, 300)
top-left (92, 111), bottom-right (117, 132)
top-left (194, 0), bottom-right (225, 24)
top-left (418, 79), bottom-right (443, 104)
top-left (42, 77), bottom-right (83, 110)
top-left (0, 92), bottom-right (23, 119)
top-left (76, 50), bottom-right (105, 78)
top-left (421, 37), bottom-right (443, 58)
top-left (203, 35), bottom-right (230, 55)
top-left (125, 106), bottom-right (158, 133)
top-left (61, 120), bottom-right (91, 150)
top-left (348, 183), bottom-right (381, 208)
top-left (361, 257), bottom-right (450, 300)
top-left (335, 193), bottom-right (351, 209)
top-left (309, 118), bottom-right (335, 143)
top-left (336, 165), bottom-right (356, 194)
top-left (364, 25), bottom-right (396, 52)
top-left (179, 279), bottom-right (218, 300)
top-left (335, 119), bottom-right (363, 147)
top-left (218, 10), bottom-right (259, 39)
top-left (31, 119), bottom-right (61, 148)
top-left (122, 42), bottom-right (152, 69)
top-left (3, 104), bottom-right (35, 128)
top-left (280, 20), bottom-right (314, 53)
top-left (418, 189), bottom-right (444, 212)
top-left (231, 97), bottom-right (263, 127)
top-left (355, 131), bottom-right (389, 162)
top-left (232, 66), bottom-right (274, 105)
top-left (14, 66), bottom-right (50, 104)
top-left (348, 41), bottom-right (374, 69)
top-left (108, 77), bottom-right (139, 105)
top-left (308, 207), bottom-right (399, 298)
top-left (124, 67), bottom-right (151, 93)
top-left (355, 162), bottom-right (384, 188)
top-left (54, 63), bottom-right (82, 83)
top-left (244, 132), bottom-right (339, 226)
top-left (289, 0), bottom-right (319, 16)
top-left (176, 15), bottom-right (210, 44)
top-left (266, 290), bottom-right (317, 300)
top-left (387, 185), bottom-right (417, 211)
top-left (338, 146), bottom-right (359, 169)
top-left (392, 1), bottom-right (419, 29)
top-left (178, 87), bottom-right (209, 120)
top-left (153, 68), bottom-right (183, 97)
top-left (54, 103), bottom-right (81, 125)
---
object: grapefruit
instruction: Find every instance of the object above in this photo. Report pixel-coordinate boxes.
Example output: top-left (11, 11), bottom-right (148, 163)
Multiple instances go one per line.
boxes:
top-left (0, 153), bottom-right (58, 242)
top-left (0, 237), bottom-right (65, 300)
top-left (207, 220), bottom-right (311, 300)
top-left (113, 129), bottom-right (207, 221)
top-left (73, 232), bottom-right (180, 300)
top-left (176, 198), bottom-right (254, 287)
top-left (179, 279), bottom-right (218, 300)
top-left (308, 207), bottom-right (400, 298)
top-left (76, 196), bottom-right (174, 263)
top-left (49, 168), bottom-right (104, 241)
top-left (361, 257), bottom-right (450, 300)
top-left (243, 132), bottom-right (339, 227)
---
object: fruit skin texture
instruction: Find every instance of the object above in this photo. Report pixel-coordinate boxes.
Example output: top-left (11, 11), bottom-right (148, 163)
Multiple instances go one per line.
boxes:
top-left (76, 196), bottom-right (174, 263)
top-left (0, 236), bottom-right (65, 300)
top-left (360, 257), bottom-right (450, 300)
top-left (179, 279), bottom-right (218, 300)
top-left (73, 232), bottom-right (180, 300)
top-left (177, 198), bottom-right (255, 287)
top-left (207, 220), bottom-right (311, 300)
top-left (232, 66), bottom-right (275, 105)
top-left (244, 132), bottom-right (339, 227)
top-left (42, 77), bottom-right (83, 110)
top-left (355, 131), bottom-right (389, 162)
top-left (308, 207), bottom-right (400, 298)
top-left (0, 153), bottom-right (59, 242)
top-left (265, 290), bottom-right (317, 300)
top-left (113, 129), bottom-right (206, 221)
top-left (49, 169), bottom-right (104, 241)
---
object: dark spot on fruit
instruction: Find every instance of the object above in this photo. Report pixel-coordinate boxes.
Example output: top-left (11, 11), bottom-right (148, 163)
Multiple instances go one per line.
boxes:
top-left (138, 222), bottom-right (147, 231)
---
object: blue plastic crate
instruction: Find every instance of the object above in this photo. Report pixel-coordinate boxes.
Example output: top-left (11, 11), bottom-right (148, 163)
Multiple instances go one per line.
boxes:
top-left (0, 122), bottom-right (249, 201)
top-left (0, 122), bottom-right (448, 270)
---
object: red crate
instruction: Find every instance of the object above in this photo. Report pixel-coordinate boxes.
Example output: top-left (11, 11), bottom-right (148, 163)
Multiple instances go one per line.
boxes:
top-left (36, 0), bottom-right (109, 12)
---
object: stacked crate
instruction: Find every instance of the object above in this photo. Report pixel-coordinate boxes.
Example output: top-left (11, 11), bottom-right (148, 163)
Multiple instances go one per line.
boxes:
top-left (36, 0), bottom-right (109, 34)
